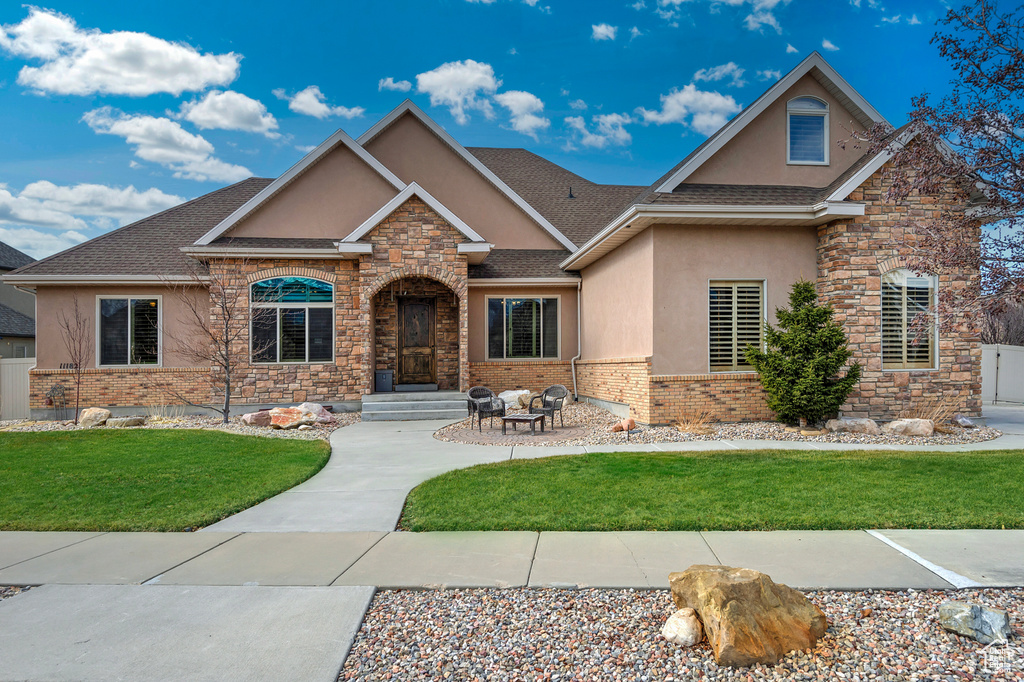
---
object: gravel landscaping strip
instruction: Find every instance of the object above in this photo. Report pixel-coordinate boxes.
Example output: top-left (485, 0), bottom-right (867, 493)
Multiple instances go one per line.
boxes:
top-left (0, 586), bottom-right (32, 601)
top-left (342, 587), bottom-right (1024, 681)
top-left (436, 402), bottom-right (1002, 447)
top-left (0, 412), bottom-right (360, 441)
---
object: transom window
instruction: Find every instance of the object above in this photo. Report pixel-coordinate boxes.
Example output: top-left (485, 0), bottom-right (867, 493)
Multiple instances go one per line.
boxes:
top-left (882, 269), bottom-right (937, 370)
top-left (709, 281), bottom-right (764, 372)
top-left (787, 96), bottom-right (829, 165)
top-left (250, 277), bottom-right (334, 364)
top-left (98, 297), bottom-right (160, 366)
top-left (487, 297), bottom-right (559, 360)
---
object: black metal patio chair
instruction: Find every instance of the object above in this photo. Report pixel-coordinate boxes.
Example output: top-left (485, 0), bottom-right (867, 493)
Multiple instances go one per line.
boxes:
top-left (467, 386), bottom-right (506, 431)
top-left (528, 384), bottom-right (569, 430)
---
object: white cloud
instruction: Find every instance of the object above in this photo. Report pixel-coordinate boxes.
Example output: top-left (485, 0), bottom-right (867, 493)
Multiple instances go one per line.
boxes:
top-left (786, 43), bottom-right (798, 53)
top-left (632, 0), bottom-right (647, 8)
top-left (592, 24), bottom-right (618, 40)
top-left (882, 14), bottom-right (901, 23)
top-left (630, 26), bottom-right (644, 39)
top-left (744, 10), bottom-right (781, 32)
top-left (378, 77), bottom-right (412, 92)
top-left (273, 86), bottom-right (364, 120)
top-left (693, 62), bottom-right (746, 87)
top-left (565, 113), bottom-right (633, 149)
top-left (295, 144), bottom-right (317, 153)
top-left (415, 59), bottom-right (500, 124)
top-left (0, 7), bottom-right (239, 96)
top-left (83, 107), bottom-right (251, 183)
top-left (569, 98), bottom-right (588, 110)
top-left (177, 90), bottom-right (279, 138)
top-left (636, 84), bottom-right (742, 136)
top-left (908, 14), bottom-right (921, 24)
top-left (757, 69), bottom-right (782, 81)
top-left (0, 180), bottom-right (184, 258)
top-left (822, 38), bottom-right (840, 51)
top-left (508, 47), bottom-right (518, 55)
top-left (658, 0), bottom-right (789, 32)
top-left (495, 90), bottom-right (550, 139)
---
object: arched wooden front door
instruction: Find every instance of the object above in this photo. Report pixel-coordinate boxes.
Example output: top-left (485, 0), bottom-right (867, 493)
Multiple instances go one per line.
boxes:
top-left (397, 296), bottom-right (436, 384)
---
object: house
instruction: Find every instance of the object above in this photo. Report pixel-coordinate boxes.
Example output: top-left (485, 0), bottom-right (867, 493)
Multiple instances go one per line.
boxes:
top-left (3, 53), bottom-right (980, 423)
top-left (0, 241), bottom-right (35, 359)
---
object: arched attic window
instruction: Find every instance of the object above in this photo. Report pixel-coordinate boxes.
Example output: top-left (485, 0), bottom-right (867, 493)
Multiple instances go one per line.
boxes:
top-left (787, 96), bottom-right (829, 165)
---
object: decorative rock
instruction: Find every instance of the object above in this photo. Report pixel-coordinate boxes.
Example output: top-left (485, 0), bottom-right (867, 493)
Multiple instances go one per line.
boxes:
top-left (611, 418), bottom-right (636, 433)
top-left (784, 426), bottom-right (801, 433)
top-left (521, 392), bottom-right (541, 409)
top-left (938, 601), bottom-right (1012, 644)
top-left (297, 424), bottom-right (314, 431)
top-left (882, 418), bottom-right (934, 437)
top-left (268, 407), bottom-right (318, 429)
top-left (661, 607), bottom-right (703, 647)
top-left (241, 410), bottom-right (272, 427)
top-left (105, 416), bottom-right (146, 428)
top-left (825, 418), bottom-right (881, 435)
top-left (800, 429), bottom-right (825, 436)
top-left (953, 413), bottom-right (976, 428)
top-left (498, 390), bottom-right (531, 409)
top-left (669, 565), bottom-right (828, 667)
top-left (78, 408), bottom-right (111, 429)
top-left (298, 402), bottom-right (336, 424)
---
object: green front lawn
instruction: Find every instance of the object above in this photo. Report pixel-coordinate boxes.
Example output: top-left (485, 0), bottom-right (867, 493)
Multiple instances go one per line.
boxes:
top-left (0, 430), bottom-right (330, 531)
top-left (403, 450), bottom-right (1024, 531)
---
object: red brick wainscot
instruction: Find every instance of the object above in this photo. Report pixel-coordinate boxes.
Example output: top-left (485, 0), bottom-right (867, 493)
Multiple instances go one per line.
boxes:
top-left (29, 367), bottom-right (210, 411)
top-left (647, 372), bottom-right (773, 425)
top-left (468, 360), bottom-right (573, 392)
top-left (575, 357), bottom-right (653, 423)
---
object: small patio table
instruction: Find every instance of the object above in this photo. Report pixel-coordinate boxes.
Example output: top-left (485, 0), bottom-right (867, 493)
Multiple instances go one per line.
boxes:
top-left (501, 413), bottom-right (545, 436)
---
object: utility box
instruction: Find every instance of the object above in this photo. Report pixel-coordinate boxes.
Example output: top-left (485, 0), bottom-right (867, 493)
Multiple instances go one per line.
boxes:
top-left (374, 369), bottom-right (394, 393)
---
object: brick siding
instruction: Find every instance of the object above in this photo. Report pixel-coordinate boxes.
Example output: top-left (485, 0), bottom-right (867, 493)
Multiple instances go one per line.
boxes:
top-left (468, 360), bottom-right (573, 392)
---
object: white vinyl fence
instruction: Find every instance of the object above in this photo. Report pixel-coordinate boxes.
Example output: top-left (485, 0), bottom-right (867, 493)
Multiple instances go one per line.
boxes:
top-left (0, 357), bottom-right (33, 420)
top-left (982, 344), bottom-right (1024, 404)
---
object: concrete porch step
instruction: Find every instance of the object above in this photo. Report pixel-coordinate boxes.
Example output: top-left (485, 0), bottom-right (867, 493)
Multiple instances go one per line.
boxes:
top-left (362, 400), bottom-right (467, 412)
top-left (361, 408), bottom-right (468, 421)
top-left (363, 391), bottom-right (465, 403)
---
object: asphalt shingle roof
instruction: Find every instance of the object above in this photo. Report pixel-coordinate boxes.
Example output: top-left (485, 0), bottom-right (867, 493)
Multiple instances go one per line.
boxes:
top-left (8, 178), bottom-right (273, 277)
top-left (0, 241), bottom-right (34, 271)
top-left (0, 302), bottom-right (34, 337)
top-left (468, 249), bottom-right (578, 279)
top-left (208, 237), bottom-right (339, 249)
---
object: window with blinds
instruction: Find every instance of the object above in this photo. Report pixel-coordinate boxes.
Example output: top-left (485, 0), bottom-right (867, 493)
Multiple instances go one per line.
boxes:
top-left (709, 281), bottom-right (764, 372)
top-left (486, 297), bottom-right (559, 360)
top-left (98, 297), bottom-right (160, 366)
top-left (882, 270), bottom-right (936, 370)
top-left (787, 97), bottom-right (828, 165)
top-left (250, 277), bottom-right (334, 363)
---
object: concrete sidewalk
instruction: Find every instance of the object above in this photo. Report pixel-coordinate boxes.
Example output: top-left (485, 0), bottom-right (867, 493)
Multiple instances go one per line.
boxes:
top-left (3, 528), bottom-right (1023, 591)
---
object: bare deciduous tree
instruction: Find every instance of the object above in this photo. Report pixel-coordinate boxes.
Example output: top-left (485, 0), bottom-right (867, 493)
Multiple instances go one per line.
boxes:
top-left (846, 0), bottom-right (1024, 329)
top-left (158, 259), bottom-right (272, 423)
top-left (57, 294), bottom-right (93, 424)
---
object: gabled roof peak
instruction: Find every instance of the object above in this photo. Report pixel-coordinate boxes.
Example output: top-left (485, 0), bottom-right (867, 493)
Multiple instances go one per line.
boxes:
top-left (652, 51), bottom-right (889, 194)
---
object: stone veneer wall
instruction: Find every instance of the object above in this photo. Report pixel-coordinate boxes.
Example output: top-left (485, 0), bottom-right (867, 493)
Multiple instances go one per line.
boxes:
top-left (373, 277), bottom-right (461, 390)
top-left (817, 167), bottom-right (982, 420)
top-left (468, 360), bottom-right (573, 392)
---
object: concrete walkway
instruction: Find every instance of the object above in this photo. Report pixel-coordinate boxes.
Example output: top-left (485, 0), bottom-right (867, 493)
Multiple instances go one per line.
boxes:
top-left (204, 405), bottom-right (1024, 533)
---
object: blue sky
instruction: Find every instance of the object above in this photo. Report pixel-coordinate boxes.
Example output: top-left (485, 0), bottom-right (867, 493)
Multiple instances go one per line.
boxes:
top-left (0, 0), bottom-right (968, 258)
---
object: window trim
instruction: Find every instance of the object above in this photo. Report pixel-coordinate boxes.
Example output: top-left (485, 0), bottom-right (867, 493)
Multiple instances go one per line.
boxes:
top-left (95, 295), bottom-right (163, 368)
top-left (249, 277), bottom-right (335, 365)
top-left (484, 294), bottom-right (561, 361)
top-left (707, 278), bottom-right (766, 373)
top-left (786, 96), bottom-right (830, 166)
top-left (13, 344), bottom-right (28, 359)
top-left (881, 269), bottom-right (939, 372)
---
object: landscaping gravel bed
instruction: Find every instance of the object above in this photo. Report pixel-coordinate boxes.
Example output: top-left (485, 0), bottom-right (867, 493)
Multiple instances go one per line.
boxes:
top-left (0, 412), bottom-right (360, 440)
top-left (341, 587), bottom-right (1024, 681)
top-left (435, 402), bottom-right (1002, 447)
top-left (0, 586), bottom-right (31, 601)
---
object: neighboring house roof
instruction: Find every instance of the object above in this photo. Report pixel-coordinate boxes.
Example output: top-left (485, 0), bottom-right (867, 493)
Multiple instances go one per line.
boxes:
top-left (468, 250), bottom-right (579, 279)
top-left (6, 178), bottom-right (273, 280)
top-left (0, 302), bottom-right (34, 337)
top-left (0, 241), bottom-right (34, 271)
top-left (468, 147), bottom-right (644, 247)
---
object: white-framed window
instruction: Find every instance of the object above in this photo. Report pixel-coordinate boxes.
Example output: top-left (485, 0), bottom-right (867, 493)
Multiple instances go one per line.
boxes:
top-left (97, 296), bottom-right (161, 367)
top-left (882, 269), bottom-right (937, 370)
top-left (486, 296), bottom-right (559, 360)
top-left (709, 280), bottom-right (764, 372)
top-left (250, 277), bottom-right (334, 364)
top-left (787, 96), bottom-right (829, 165)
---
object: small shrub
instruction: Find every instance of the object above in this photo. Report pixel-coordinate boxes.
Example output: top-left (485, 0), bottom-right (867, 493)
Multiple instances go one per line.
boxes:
top-left (899, 396), bottom-right (959, 433)
top-left (673, 411), bottom-right (717, 435)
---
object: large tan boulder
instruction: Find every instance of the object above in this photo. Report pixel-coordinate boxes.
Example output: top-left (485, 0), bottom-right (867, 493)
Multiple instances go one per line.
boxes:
top-left (825, 418), bottom-right (880, 435)
top-left (297, 402), bottom-right (336, 424)
top-left (268, 407), bottom-right (317, 429)
top-left (882, 418), bottom-right (934, 437)
top-left (78, 408), bottom-right (111, 429)
top-left (241, 410), bottom-right (272, 427)
top-left (669, 565), bottom-right (828, 667)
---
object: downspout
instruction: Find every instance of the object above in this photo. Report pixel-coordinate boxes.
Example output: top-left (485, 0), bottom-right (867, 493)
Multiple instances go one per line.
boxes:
top-left (571, 279), bottom-right (581, 401)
